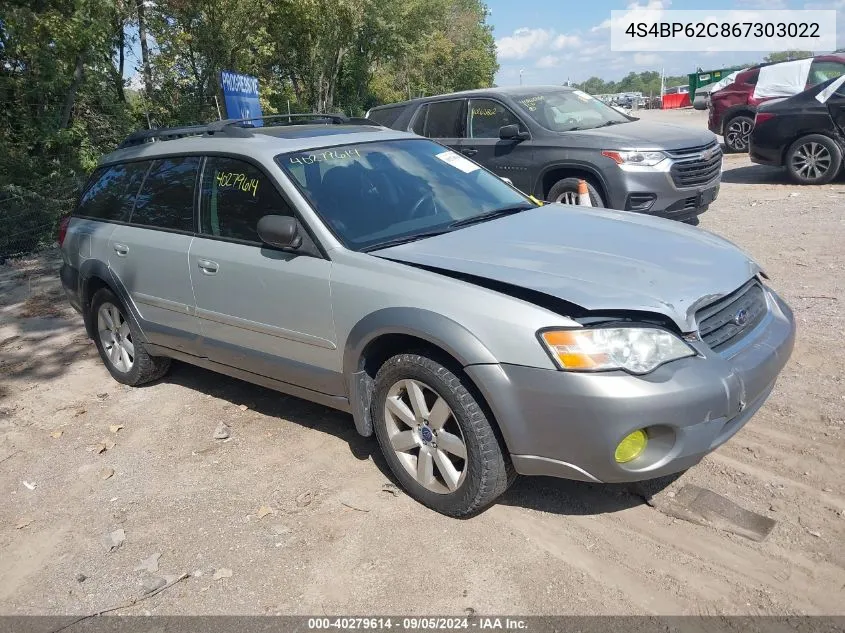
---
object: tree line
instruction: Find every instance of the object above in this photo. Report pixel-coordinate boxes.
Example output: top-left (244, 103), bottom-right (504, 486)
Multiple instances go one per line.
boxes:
top-left (0, 0), bottom-right (497, 257)
top-left (574, 51), bottom-right (818, 97)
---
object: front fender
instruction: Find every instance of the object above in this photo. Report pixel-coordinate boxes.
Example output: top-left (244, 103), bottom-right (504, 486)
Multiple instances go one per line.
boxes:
top-left (343, 307), bottom-right (500, 436)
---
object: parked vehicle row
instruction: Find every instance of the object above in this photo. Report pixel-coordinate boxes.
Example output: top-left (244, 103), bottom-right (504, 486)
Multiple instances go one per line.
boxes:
top-left (367, 86), bottom-right (721, 224)
top-left (750, 75), bottom-right (845, 184)
top-left (708, 54), bottom-right (845, 153)
top-left (60, 114), bottom-right (794, 517)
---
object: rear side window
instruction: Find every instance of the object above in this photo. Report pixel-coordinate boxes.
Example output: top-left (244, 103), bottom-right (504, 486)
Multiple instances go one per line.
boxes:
top-left (367, 105), bottom-right (404, 127)
top-left (130, 156), bottom-right (201, 231)
top-left (199, 157), bottom-right (292, 242)
top-left (76, 162), bottom-right (149, 222)
top-left (809, 61), bottom-right (845, 85)
top-left (422, 100), bottom-right (465, 138)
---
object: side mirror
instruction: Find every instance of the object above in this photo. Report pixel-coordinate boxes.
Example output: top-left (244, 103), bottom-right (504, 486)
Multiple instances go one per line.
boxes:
top-left (257, 215), bottom-right (302, 250)
top-left (499, 124), bottom-right (528, 140)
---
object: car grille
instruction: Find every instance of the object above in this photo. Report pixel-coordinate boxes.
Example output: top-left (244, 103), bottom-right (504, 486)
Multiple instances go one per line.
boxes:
top-left (668, 141), bottom-right (722, 188)
top-left (696, 281), bottom-right (767, 351)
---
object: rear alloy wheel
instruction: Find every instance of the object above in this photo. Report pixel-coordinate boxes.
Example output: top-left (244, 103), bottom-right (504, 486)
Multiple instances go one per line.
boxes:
top-left (90, 288), bottom-right (171, 386)
top-left (372, 353), bottom-right (514, 517)
top-left (724, 115), bottom-right (753, 153)
top-left (786, 134), bottom-right (843, 185)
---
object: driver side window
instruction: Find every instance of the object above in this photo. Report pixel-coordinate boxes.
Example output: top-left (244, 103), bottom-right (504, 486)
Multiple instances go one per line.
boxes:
top-left (200, 157), bottom-right (292, 243)
top-left (468, 99), bottom-right (521, 138)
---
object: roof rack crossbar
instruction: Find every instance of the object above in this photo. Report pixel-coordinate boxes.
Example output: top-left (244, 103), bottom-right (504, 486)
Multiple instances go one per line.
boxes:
top-left (118, 113), bottom-right (382, 148)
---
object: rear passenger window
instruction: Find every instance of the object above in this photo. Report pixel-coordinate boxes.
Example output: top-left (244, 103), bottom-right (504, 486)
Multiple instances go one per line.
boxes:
top-left (423, 100), bottom-right (465, 138)
top-left (200, 157), bottom-right (291, 243)
top-left (130, 156), bottom-right (200, 231)
top-left (76, 162), bottom-right (149, 222)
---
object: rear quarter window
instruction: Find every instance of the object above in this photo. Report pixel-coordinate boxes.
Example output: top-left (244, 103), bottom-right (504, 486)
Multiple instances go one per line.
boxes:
top-left (367, 105), bottom-right (405, 127)
top-left (76, 161), bottom-right (150, 222)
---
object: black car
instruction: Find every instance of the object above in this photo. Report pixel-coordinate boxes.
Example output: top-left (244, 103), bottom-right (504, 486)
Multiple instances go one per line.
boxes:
top-left (366, 86), bottom-right (721, 224)
top-left (750, 76), bottom-right (845, 184)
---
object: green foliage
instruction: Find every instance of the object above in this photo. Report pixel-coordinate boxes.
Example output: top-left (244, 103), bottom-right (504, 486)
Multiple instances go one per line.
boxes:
top-left (764, 50), bottom-right (814, 63)
top-left (0, 0), bottom-right (497, 256)
top-left (575, 71), bottom-right (687, 96)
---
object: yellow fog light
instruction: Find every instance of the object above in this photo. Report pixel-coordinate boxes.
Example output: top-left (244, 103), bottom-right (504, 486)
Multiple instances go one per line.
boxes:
top-left (615, 429), bottom-right (648, 463)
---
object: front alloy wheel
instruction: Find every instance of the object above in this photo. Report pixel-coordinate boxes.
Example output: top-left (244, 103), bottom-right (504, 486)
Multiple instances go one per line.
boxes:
top-left (372, 352), bottom-right (514, 517)
top-left (384, 378), bottom-right (467, 494)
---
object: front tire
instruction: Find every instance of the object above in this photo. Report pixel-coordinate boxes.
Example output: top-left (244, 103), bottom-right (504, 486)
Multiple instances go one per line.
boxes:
top-left (547, 177), bottom-right (604, 207)
top-left (90, 288), bottom-right (170, 386)
top-left (723, 114), bottom-right (753, 153)
top-left (785, 134), bottom-right (842, 185)
top-left (372, 353), bottom-right (514, 517)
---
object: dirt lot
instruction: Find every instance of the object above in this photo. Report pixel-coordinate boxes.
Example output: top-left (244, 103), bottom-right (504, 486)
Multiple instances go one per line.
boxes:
top-left (1, 108), bottom-right (844, 617)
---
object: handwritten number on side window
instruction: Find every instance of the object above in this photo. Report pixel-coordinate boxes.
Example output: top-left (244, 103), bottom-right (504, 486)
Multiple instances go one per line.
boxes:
top-left (215, 171), bottom-right (259, 197)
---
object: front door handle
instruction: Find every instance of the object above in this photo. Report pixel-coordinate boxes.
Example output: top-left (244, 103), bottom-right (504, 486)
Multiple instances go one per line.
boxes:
top-left (197, 259), bottom-right (219, 275)
top-left (461, 148), bottom-right (478, 157)
top-left (113, 243), bottom-right (129, 256)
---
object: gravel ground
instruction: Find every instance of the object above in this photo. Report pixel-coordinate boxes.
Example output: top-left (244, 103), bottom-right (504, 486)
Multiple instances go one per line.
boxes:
top-left (1, 109), bottom-right (843, 617)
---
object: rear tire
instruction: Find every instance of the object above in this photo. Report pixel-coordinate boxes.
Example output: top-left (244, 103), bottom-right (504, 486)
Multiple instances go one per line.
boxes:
top-left (723, 114), bottom-right (753, 153)
top-left (547, 177), bottom-right (604, 207)
top-left (785, 134), bottom-right (842, 185)
top-left (372, 352), bottom-right (514, 517)
top-left (90, 288), bottom-right (170, 386)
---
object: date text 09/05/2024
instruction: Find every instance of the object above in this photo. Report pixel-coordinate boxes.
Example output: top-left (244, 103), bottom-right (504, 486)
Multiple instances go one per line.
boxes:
top-left (307, 618), bottom-right (528, 630)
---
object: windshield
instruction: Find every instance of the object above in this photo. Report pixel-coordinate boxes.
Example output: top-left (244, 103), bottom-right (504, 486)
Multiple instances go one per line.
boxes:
top-left (277, 139), bottom-right (533, 251)
top-left (511, 89), bottom-right (631, 132)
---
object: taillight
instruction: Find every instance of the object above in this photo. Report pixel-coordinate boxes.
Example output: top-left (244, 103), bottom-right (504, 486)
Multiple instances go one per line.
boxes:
top-left (755, 112), bottom-right (776, 125)
top-left (57, 216), bottom-right (70, 247)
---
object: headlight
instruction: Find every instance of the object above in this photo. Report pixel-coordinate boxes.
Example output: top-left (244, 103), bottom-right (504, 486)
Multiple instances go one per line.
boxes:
top-left (601, 150), bottom-right (666, 167)
top-left (539, 327), bottom-right (695, 374)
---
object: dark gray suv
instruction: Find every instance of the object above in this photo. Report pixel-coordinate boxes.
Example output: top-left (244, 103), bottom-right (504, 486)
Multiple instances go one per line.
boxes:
top-left (367, 86), bottom-right (722, 223)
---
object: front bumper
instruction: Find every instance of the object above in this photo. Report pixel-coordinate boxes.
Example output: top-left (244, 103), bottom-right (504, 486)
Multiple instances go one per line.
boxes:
top-left (604, 161), bottom-right (721, 223)
top-left (466, 287), bottom-right (795, 484)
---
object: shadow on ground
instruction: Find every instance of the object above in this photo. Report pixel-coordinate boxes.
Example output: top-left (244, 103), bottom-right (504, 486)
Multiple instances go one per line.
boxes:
top-left (157, 361), bottom-right (670, 518)
top-left (720, 163), bottom-right (790, 185)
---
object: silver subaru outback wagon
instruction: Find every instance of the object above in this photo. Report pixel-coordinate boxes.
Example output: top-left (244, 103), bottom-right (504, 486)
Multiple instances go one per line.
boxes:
top-left (59, 117), bottom-right (795, 517)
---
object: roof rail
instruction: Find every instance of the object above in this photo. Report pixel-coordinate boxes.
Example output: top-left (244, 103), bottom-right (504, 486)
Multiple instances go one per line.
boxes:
top-left (118, 113), bottom-right (382, 149)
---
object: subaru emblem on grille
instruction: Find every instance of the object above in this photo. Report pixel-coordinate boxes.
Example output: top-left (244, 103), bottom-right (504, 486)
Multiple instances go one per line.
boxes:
top-left (732, 308), bottom-right (749, 327)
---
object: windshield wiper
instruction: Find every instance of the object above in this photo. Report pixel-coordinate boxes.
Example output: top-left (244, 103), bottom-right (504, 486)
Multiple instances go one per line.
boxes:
top-left (448, 203), bottom-right (535, 229)
top-left (594, 120), bottom-right (625, 128)
top-left (362, 229), bottom-right (453, 252)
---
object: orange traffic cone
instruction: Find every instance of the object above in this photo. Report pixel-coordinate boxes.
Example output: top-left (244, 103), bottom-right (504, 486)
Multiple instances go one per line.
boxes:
top-left (577, 179), bottom-right (591, 206)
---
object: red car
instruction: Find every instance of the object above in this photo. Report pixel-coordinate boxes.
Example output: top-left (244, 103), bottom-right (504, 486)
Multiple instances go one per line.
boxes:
top-left (708, 54), bottom-right (845, 153)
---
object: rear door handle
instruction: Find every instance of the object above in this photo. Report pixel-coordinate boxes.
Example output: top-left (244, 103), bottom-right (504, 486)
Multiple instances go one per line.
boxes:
top-left (197, 259), bottom-right (219, 275)
top-left (113, 243), bottom-right (129, 256)
top-left (461, 148), bottom-right (478, 157)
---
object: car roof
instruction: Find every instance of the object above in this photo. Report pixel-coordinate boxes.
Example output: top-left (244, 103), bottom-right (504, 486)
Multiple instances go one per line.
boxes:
top-left (368, 85), bottom-right (574, 110)
top-left (99, 124), bottom-right (418, 167)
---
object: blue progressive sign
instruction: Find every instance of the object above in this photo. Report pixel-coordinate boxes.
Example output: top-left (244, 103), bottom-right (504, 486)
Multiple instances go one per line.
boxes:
top-left (220, 70), bottom-right (263, 126)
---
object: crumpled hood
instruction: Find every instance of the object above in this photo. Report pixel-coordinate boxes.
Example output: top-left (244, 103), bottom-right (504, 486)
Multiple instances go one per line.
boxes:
top-left (564, 120), bottom-right (716, 150)
top-left (376, 205), bottom-right (762, 332)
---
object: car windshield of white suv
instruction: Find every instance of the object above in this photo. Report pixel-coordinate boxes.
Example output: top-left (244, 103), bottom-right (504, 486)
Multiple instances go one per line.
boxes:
top-left (512, 89), bottom-right (631, 132)
top-left (277, 139), bottom-right (535, 252)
